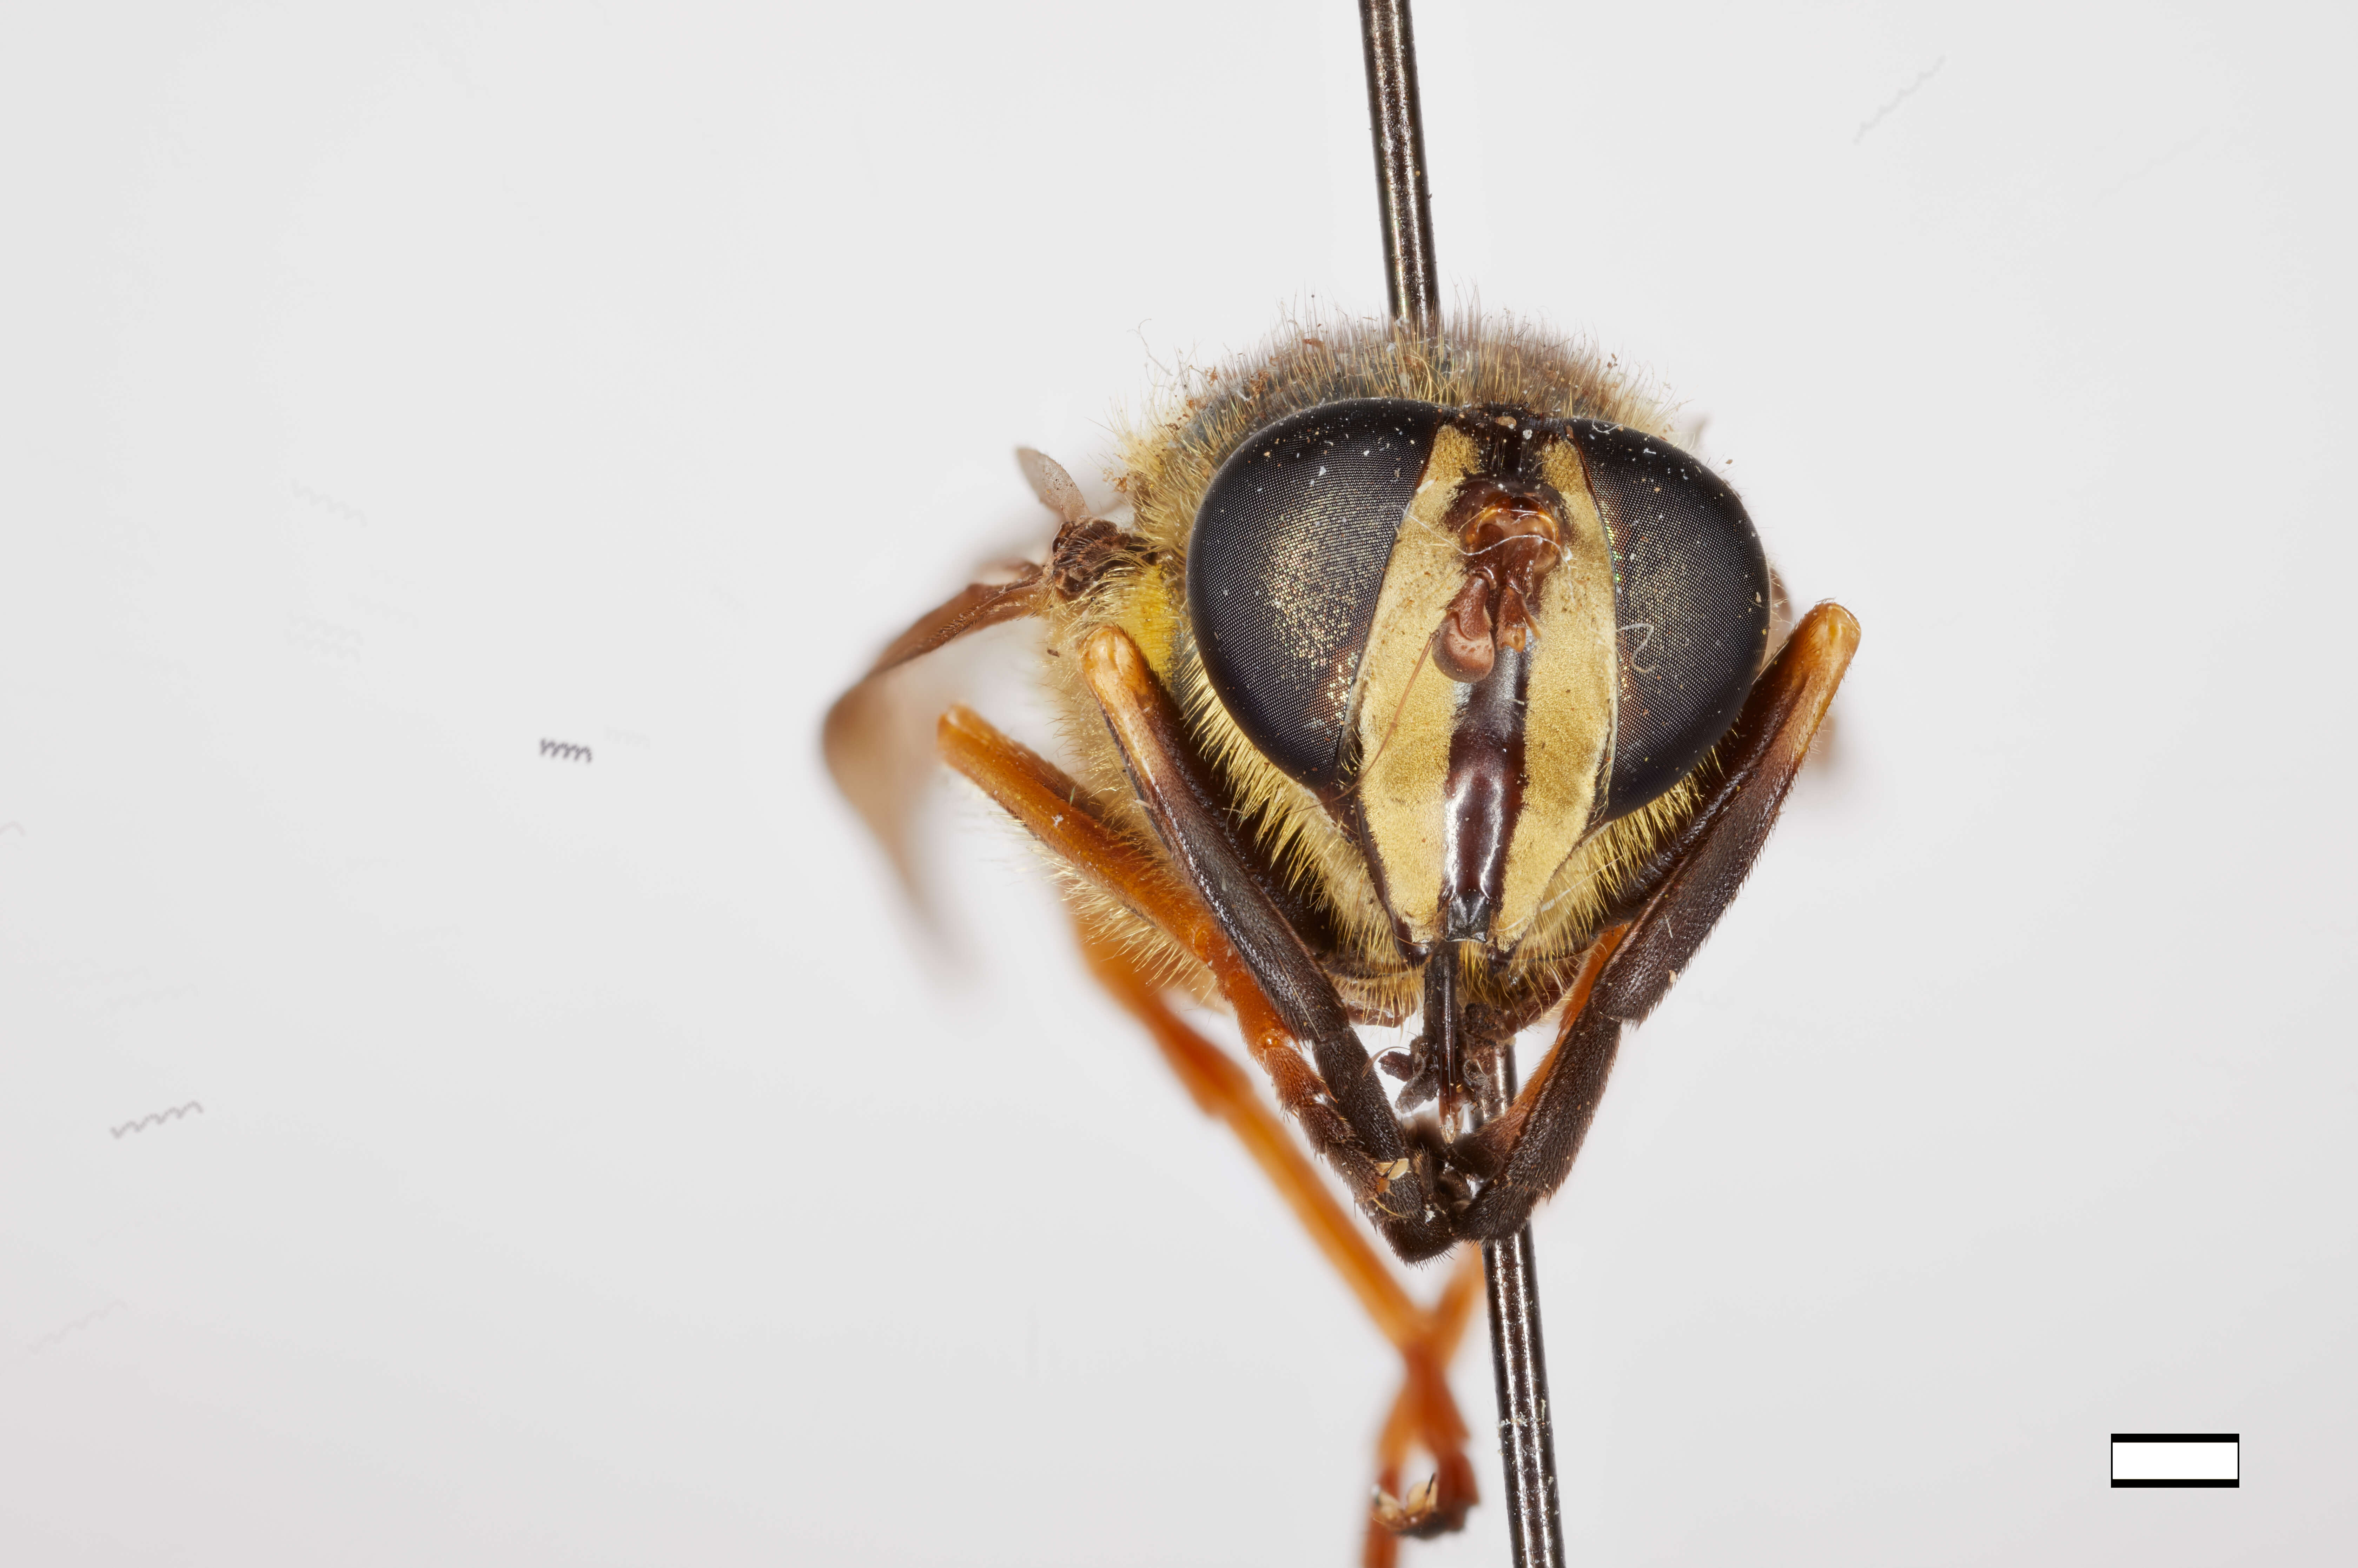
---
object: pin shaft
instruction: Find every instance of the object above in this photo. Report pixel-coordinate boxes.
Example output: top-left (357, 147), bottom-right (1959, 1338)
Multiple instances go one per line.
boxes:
top-left (1477, 1048), bottom-right (1567, 1568)
top-left (1358, 0), bottom-right (1440, 332)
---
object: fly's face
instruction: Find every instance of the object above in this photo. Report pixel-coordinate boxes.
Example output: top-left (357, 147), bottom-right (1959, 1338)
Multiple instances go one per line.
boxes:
top-left (1187, 398), bottom-right (1772, 957)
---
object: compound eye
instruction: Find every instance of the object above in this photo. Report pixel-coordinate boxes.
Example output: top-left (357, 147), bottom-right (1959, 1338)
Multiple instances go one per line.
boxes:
top-left (1187, 399), bottom-right (1445, 791)
top-left (1568, 420), bottom-right (1773, 823)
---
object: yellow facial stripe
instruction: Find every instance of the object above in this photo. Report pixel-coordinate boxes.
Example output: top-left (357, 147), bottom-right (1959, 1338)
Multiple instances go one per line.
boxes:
top-left (1495, 440), bottom-right (1617, 944)
top-left (1352, 425), bottom-right (1479, 946)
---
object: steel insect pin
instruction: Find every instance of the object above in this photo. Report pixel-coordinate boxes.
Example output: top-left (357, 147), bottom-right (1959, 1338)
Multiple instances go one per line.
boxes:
top-left (824, 5), bottom-right (1859, 1564)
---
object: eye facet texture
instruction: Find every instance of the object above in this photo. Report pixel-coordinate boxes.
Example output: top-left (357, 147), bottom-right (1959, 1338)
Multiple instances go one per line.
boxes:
top-left (1187, 399), bottom-right (1443, 792)
top-left (1568, 419), bottom-right (1773, 823)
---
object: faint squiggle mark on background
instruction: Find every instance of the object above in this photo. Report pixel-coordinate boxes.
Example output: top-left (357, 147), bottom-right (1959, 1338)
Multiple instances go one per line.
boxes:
top-left (540, 738), bottom-right (593, 763)
top-left (2092, 129), bottom-right (2207, 205)
top-left (1855, 57), bottom-right (1945, 144)
top-left (290, 480), bottom-right (369, 526)
top-left (26, 1302), bottom-right (126, 1354)
top-left (0, 821), bottom-right (21, 838)
top-left (110, 1102), bottom-right (203, 1140)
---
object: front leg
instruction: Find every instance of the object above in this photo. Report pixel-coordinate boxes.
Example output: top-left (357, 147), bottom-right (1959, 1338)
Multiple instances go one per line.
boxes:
top-left (937, 697), bottom-right (1452, 1264)
top-left (1457, 603), bottom-right (1861, 1240)
top-left (937, 701), bottom-right (1485, 1539)
top-left (1079, 627), bottom-right (1457, 1262)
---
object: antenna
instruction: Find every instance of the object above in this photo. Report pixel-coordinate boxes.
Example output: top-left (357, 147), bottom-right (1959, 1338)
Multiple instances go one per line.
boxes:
top-left (1357, 6), bottom-right (1565, 1566)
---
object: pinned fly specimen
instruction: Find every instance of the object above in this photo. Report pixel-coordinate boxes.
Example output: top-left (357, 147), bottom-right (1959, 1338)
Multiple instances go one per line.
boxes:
top-left (825, 5), bottom-right (1857, 1564)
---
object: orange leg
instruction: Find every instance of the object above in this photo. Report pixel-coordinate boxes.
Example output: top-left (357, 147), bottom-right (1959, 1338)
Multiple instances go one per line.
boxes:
top-left (938, 706), bottom-right (1386, 1212)
top-left (938, 704), bottom-right (1483, 1547)
top-left (1362, 1250), bottom-right (1483, 1567)
top-left (1077, 920), bottom-right (1483, 1553)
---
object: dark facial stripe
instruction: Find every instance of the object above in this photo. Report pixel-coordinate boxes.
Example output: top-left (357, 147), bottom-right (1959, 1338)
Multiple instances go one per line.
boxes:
top-left (1439, 640), bottom-right (1531, 943)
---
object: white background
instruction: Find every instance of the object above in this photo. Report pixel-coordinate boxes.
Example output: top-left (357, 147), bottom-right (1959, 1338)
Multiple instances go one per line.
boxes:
top-left (3, 1), bottom-right (2351, 1563)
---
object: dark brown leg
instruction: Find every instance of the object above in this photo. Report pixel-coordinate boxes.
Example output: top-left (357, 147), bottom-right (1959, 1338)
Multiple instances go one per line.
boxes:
top-left (939, 704), bottom-right (1422, 1244)
top-left (939, 703), bottom-right (1385, 1207)
top-left (1458, 604), bottom-right (1861, 1240)
top-left (836, 571), bottom-right (1046, 692)
top-left (1077, 627), bottom-right (1455, 1261)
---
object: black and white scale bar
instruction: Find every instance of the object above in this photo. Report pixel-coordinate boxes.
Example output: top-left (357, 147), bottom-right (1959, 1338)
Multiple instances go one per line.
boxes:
top-left (2111, 1434), bottom-right (2238, 1487)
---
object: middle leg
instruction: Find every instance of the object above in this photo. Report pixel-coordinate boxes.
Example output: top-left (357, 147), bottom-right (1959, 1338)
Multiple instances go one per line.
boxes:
top-left (1075, 917), bottom-right (1482, 1547)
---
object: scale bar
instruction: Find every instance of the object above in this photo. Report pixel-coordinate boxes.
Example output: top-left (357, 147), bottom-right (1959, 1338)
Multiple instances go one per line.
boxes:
top-left (2111, 1434), bottom-right (2238, 1487)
